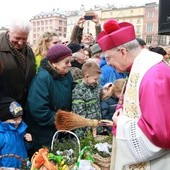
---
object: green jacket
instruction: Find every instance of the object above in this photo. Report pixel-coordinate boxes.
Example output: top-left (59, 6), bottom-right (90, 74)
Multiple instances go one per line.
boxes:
top-left (25, 59), bottom-right (73, 152)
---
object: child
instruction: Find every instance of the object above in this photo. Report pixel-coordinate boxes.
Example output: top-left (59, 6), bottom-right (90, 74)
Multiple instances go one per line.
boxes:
top-left (100, 78), bottom-right (125, 133)
top-left (72, 61), bottom-right (102, 138)
top-left (0, 97), bottom-right (32, 169)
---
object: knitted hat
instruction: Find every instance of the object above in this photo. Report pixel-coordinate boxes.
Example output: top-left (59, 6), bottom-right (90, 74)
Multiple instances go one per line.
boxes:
top-left (97, 19), bottom-right (136, 51)
top-left (0, 97), bottom-right (23, 121)
top-left (70, 67), bottom-right (83, 81)
top-left (46, 44), bottom-right (72, 63)
top-left (67, 43), bottom-right (83, 53)
top-left (90, 43), bottom-right (102, 55)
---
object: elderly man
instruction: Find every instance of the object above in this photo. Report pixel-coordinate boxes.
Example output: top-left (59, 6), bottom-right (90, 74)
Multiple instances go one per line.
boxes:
top-left (97, 19), bottom-right (170, 170)
top-left (0, 19), bottom-right (36, 107)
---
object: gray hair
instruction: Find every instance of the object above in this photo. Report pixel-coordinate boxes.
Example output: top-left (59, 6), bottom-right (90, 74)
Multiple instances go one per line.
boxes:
top-left (115, 39), bottom-right (140, 53)
top-left (8, 19), bottom-right (31, 33)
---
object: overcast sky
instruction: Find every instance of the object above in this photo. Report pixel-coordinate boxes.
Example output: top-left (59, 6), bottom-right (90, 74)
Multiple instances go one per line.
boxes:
top-left (0, 0), bottom-right (159, 27)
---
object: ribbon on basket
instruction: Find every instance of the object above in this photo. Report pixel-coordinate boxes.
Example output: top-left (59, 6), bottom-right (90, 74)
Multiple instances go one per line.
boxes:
top-left (74, 146), bottom-right (100, 170)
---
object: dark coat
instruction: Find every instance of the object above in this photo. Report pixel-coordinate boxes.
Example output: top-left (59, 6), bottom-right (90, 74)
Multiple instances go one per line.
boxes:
top-left (25, 59), bottom-right (73, 152)
top-left (0, 32), bottom-right (36, 106)
top-left (101, 96), bottom-right (118, 121)
top-left (100, 96), bottom-right (119, 133)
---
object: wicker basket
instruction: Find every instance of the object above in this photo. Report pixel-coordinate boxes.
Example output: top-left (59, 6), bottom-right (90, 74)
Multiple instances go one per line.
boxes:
top-left (51, 130), bottom-right (81, 169)
top-left (93, 153), bottom-right (111, 170)
top-left (93, 135), bottom-right (112, 170)
top-left (0, 154), bottom-right (29, 170)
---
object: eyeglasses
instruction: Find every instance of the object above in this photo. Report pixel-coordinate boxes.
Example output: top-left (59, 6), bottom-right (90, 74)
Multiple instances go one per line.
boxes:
top-left (105, 49), bottom-right (120, 61)
top-left (62, 41), bottom-right (69, 45)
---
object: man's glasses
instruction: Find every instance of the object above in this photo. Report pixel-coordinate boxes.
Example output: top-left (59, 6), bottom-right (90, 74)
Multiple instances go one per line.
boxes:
top-left (62, 41), bottom-right (69, 45)
top-left (105, 49), bottom-right (119, 61)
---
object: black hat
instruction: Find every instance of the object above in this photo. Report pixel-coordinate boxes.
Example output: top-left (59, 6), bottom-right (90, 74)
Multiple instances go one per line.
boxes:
top-left (149, 46), bottom-right (167, 56)
top-left (67, 43), bottom-right (83, 53)
top-left (136, 38), bottom-right (146, 46)
top-left (0, 97), bottom-right (23, 121)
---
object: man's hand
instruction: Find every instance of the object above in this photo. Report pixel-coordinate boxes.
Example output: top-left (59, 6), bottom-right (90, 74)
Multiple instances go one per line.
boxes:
top-left (76, 17), bottom-right (85, 26)
top-left (112, 108), bottom-right (123, 125)
top-left (92, 12), bottom-right (100, 25)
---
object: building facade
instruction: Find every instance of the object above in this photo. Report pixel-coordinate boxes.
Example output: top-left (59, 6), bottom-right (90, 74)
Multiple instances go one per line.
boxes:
top-left (28, 2), bottom-right (170, 47)
top-left (29, 9), bottom-right (67, 46)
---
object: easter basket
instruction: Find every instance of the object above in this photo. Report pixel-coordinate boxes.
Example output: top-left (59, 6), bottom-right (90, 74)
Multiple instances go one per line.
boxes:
top-left (0, 154), bottom-right (30, 170)
top-left (30, 130), bottom-right (81, 170)
top-left (51, 130), bottom-right (100, 170)
top-left (92, 135), bottom-right (112, 170)
top-left (80, 128), bottom-right (112, 170)
top-left (51, 130), bottom-right (81, 169)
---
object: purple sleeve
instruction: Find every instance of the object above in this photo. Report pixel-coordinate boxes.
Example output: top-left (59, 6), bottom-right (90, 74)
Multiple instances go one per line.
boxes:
top-left (138, 62), bottom-right (170, 148)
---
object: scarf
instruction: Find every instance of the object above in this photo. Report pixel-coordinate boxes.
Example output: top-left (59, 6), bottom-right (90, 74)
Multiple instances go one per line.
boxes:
top-left (6, 32), bottom-right (27, 72)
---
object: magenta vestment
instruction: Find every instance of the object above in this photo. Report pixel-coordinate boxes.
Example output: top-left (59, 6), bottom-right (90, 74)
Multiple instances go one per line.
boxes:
top-left (138, 62), bottom-right (170, 149)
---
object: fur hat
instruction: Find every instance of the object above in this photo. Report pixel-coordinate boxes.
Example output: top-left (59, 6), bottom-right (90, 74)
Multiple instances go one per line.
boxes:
top-left (46, 44), bottom-right (72, 63)
top-left (90, 43), bottom-right (102, 55)
top-left (67, 43), bottom-right (83, 53)
top-left (0, 97), bottom-right (23, 121)
top-left (97, 19), bottom-right (136, 51)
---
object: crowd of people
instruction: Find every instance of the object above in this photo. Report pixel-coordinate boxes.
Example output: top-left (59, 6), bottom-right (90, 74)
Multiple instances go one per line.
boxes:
top-left (0, 11), bottom-right (170, 170)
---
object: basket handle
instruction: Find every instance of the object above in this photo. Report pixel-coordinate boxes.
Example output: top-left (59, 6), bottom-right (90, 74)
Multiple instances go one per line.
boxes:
top-left (74, 146), bottom-right (93, 170)
top-left (51, 130), bottom-right (81, 153)
top-left (0, 154), bottom-right (27, 166)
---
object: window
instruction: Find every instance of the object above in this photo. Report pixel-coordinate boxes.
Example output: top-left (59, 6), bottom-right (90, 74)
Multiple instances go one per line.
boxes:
top-left (59, 27), bottom-right (62, 31)
top-left (37, 21), bottom-right (40, 26)
top-left (146, 35), bottom-right (152, 44)
top-left (136, 26), bottom-right (141, 34)
top-left (148, 11), bottom-right (154, 18)
top-left (146, 23), bottom-right (154, 32)
top-left (50, 20), bottom-right (53, 25)
top-left (137, 18), bottom-right (141, 24)
top-left (59, 20), bottom-right (62, 25)
top-left (129, 19), bottom-right (133, 24)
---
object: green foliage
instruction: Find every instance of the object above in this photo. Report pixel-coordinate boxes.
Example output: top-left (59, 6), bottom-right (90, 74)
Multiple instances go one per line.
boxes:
top-left (50, 130), bottom-right (112, 167)
top-left (51, 135), bottom-right (79, 166)
top-left (80, 130), bottom-right (112, 158)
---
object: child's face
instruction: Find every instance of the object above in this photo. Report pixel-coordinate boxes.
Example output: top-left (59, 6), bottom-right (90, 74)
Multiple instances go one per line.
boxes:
top-left (5, 116), bottom-right (22, 128)
top-left (84, 74), bottom-right (100, 86)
